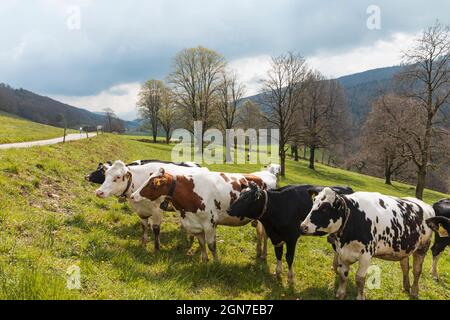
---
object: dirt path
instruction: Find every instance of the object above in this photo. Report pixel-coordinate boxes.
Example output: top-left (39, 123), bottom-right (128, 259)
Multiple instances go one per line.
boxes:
top-left (0, 133), bottom-right (98, 150)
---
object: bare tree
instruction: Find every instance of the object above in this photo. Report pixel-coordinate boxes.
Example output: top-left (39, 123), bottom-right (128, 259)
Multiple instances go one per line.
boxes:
top-left (236, 100), bottom-right (266, 130)
top-left (137, 80), bottom-right (168, 143)
top-left (396, 20), bottom-right (450, 199)
top-left (296, 71), bottom-right (349, 170)
top-left (168, 46), bottom-right (226, 151)
top-left (158, 90), bottom-right (179, 144)
top-left (217, 70), bottom-right (245, 130)
top-left (102, 107), bottom-right (115, 132)
top-left (360, 95), bottom-right (411, 184)
top-left (260, 52), bottom-right (308, 176)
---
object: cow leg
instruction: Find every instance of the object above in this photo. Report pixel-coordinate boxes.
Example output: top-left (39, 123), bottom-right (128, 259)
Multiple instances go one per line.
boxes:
top-left (431, 240), bottom-right (446, 280)
top-left (355, 255), bottom-right (371, 300)
top-left (332, 252), bottom-right (339, 273)
top-left (140, 218), bottom-right (149, 247)
top-left (285, 240), bottom-right (297, 284)
top-left (411, 242), bottom-right (430, 299)
top-left (400, 257), bottom-right (411, 293)
top-left (196, 232), bottom-right (208, 262)
top-left (150, 213), bottom-right (162, 252)
top-left (255, 222), bottom-right (267, 260)
top-left (274, 244), bottom-right (284, 279)
top-left (335, 259), bottom-right (350, 300)
top-left (152, 225), bottom-right (161, 251)
top-left (205, 227), bottom-right (218, 262)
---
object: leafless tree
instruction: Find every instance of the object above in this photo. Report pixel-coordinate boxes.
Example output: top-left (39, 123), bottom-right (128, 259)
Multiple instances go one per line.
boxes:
top-left (137, 80), bottom-right (169, 142)
top-left (296, 71), bottom-right (349, 170)
top-left (396, 20), bottom-right (450, 199)
top-left (158, 90), bottom-right (179, 144)
top-left (168, 46), bottom-right (226, 152)
top-left (360, 95), bottom-right (411, 184)
top-left (260, 52), bottom-right (309, 176)
top-left (236, 100), bottom-right (266, 130)
top-left (217, 70), bottom-right (245, 130)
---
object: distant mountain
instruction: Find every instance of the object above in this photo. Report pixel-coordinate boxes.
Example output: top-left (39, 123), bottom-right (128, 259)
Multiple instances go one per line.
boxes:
top-left (241, 65), bottom-right (402, 125)
top-left (0, 84), bottom-right (137, 129)
top-left (336, 65), bottom-right (400, 123)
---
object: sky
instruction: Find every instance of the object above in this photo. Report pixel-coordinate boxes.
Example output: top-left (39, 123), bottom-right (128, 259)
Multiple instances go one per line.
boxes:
top-left (1, 0), bottom-right (449, 119)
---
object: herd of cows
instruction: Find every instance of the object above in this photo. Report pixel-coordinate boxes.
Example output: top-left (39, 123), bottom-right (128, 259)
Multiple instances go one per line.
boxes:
top-left (85, 159), bottom-right (450, 300)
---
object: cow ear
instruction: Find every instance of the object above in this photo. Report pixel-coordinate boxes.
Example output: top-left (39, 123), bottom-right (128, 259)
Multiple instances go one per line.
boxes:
top-left (308, 188), bottom-right (319, 200)
top-left (158, 168), bottom-right (165, 176)
top-left (106, 161), bottom-right (112, 165)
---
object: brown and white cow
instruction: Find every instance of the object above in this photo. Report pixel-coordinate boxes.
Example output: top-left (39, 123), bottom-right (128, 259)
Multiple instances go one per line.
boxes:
top-left (131, 167), bottom-right (278, 262)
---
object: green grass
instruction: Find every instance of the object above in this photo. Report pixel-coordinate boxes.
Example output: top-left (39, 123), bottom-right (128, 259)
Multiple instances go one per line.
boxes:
top-left (0, 134), bottom-right (448, 300)
top-left (0, 112), bottom-right (75, 144)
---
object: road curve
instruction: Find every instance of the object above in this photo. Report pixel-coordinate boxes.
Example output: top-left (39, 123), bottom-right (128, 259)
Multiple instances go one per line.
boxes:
top-left (0, 133), bottom-right (98, 150)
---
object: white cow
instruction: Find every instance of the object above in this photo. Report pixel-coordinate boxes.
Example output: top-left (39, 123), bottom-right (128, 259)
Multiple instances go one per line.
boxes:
top-left (95, 160), bottom-right (208, 251)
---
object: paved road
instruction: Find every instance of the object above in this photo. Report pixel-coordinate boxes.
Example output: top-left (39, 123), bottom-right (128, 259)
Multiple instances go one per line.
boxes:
top-left (0, 133), bottom-right (97, 150)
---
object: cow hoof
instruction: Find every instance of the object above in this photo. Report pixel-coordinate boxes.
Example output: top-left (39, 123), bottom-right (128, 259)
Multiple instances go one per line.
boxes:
top-left (335, 292), bottom-right (346, 300)
top-left (410, 289), bottom-right (419, 299)
top-left (186, 249), bottom-right (195, 256)
top-left (258, 255), bottom-right (267, 261)
top-left (356, 294), bottom-right (366, 300)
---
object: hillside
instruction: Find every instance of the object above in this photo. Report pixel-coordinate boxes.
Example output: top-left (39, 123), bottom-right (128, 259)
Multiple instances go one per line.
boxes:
top-left (0, 134), bottom-right (448, 300)
top-left (0, 111), bottom-right (76, 144)
top-left (0, 84), bottom-right (137, 130)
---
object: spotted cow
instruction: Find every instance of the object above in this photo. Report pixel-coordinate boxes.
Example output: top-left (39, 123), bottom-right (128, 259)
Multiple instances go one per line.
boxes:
top-left (426, 198), bottom-right (450, 280)
top-left (130, 167), bottom-right (278, 262)
top-left (300, 188), bottom-right (434, 300)
top-left (93, 160), bottom-right (207, 251)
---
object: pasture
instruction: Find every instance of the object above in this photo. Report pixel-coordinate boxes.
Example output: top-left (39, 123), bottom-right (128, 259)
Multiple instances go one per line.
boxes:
top-left (0, 112), bottom-right (76, 144)
top-left (0, 134), bottom-right (449, 299)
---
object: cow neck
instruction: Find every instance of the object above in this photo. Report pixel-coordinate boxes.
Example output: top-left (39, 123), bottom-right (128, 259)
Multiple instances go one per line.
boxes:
top-left (335, 194), bottom-right (351, 237)
top-left (118, 169), bottom-right (133, 202)
top-left (160, 175), bottom-right (178, 211)
top-left (256, 190), bottom-right (269, 220)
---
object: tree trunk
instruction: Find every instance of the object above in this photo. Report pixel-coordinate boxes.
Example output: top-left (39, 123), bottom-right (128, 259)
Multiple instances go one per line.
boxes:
top-left (165, 131), bottom-right (170, 144)
top-left (292, 145), bottom-right (299, 161)
top-left (280, 151), bottom-right (286, 177)
top-left (309, 144), bottom-right (316, 170)
top-left (63, 127), bottom-right (67, 143)
top-left (415, 167), bottom-right (427, 200)
top-left (321, 148), bottom-right (325, 164)
top-left (384, 154), bottom-right (392, 185)
top-left (303, 146), bottom-right (307, 159)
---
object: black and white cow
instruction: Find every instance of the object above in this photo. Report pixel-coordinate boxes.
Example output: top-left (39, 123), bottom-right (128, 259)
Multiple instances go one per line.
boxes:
top-left (85, 160), bottom-right (200, 184)
top-left (300, 188), bottom-right (434, 300)
top-left (426, 198), bottom-right (450, 280)
top-left (226, 183), bottom-right (354, 283)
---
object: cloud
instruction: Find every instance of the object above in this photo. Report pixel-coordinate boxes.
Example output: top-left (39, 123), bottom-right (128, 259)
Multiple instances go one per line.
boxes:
top-left (1, 0), bottom-right (450, 114)
top-left (52, 82), bottom-right (141, 116)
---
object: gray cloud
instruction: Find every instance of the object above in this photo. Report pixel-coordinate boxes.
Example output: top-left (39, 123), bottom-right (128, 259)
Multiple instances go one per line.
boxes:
top-left (1, 0), bottom-right (449, 96)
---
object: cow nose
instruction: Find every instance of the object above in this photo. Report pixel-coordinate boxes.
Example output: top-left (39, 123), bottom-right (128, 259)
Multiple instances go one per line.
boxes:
top-left (95, 190), bottom-right (104, 198)
top-left (300, 224), bottom-right (309, 234)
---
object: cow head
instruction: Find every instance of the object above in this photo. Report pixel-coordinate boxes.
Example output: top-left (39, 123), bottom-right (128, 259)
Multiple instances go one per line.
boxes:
top-left (131, 168), bottom-right (172, 202)
top-left (300, 187), bottom-right (346, 235)
top-left (85, 161), bottom-right (112, 184)
top-left (265, 163), bottom-right (281, 177)
top-left (426, 216), bottom-right (450, 238)
top-left (227, 182), bottom-right (265, 219)
top-left (95, 160), bottom-right (131, 198)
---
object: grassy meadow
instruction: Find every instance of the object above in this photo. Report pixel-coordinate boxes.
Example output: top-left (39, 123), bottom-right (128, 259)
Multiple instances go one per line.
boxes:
top-left (0, 112), bottom-right (75, 144)
top-left (0, 134), bottom-right (449, 300)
